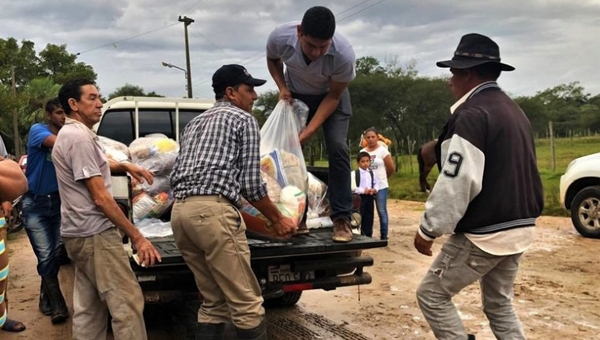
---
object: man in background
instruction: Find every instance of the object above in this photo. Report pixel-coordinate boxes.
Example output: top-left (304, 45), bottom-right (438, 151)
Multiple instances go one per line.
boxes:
top-left (414, 33), bottom-right (544, 340)
top-left (22, 97), bottom-right (69, 324)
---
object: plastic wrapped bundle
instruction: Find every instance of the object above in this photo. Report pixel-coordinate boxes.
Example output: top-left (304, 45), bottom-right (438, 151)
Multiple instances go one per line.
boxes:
top-left (306, 172), bottom-right (328, 217)
top-left (129, 136), bottom-right (179, 175)
top-left (98, 136), bottom-right (130, 163)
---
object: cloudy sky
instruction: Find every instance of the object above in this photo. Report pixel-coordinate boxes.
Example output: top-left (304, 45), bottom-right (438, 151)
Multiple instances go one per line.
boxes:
top-left (2, 0), bottom-right (600, 99)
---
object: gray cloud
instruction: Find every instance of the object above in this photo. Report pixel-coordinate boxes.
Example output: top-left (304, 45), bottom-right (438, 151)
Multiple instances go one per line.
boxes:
top-left (1, 0), bottom-right (599, 99)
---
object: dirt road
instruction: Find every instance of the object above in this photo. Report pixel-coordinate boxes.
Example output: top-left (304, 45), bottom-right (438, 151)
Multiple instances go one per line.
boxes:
top-left (3, 200), bottom-right (600, 339)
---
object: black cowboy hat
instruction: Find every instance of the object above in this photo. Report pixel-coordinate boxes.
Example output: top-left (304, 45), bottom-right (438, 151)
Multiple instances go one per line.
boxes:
top-left (436, 33), bottom-right (515, 71)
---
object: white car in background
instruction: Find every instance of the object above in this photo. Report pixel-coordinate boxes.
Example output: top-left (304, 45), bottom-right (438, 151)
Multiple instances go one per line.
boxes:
top-left (559, 152), bottom-right (600, 238)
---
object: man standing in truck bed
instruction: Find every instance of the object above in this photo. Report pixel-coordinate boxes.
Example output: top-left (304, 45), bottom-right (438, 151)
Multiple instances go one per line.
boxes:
top-left (170, 64), bottom-right (297, 340)
top-left (266, 6), bottom-right (356, 242)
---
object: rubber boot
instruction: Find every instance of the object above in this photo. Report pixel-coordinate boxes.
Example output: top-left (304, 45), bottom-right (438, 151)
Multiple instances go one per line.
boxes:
top-left (196, 322), bottom-right (225, 340)
top-left (236, 320), bottom-right (267, 340)
top-left (38, 281), bottom-right (53, 316)
top-left (42, 275), bottom-right (69, 324)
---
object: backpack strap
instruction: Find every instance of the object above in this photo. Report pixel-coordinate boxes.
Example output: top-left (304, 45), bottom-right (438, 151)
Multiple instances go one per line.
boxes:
top-left (354, 169), bottom-right (360, 188)
top-left (369, 169), bottom-right (374, 189)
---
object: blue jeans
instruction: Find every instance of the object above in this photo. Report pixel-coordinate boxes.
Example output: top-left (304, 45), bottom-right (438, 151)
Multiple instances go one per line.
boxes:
top-left (22, 192), bottom-right (63, 277)
top-left (375, 188), bottom-right (389, 239)
top-left (292, 90), bottom-right (353, 220)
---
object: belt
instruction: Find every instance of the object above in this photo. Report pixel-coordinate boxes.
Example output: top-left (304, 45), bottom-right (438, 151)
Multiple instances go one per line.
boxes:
top-left (176, 194), bottom-right (232, 205)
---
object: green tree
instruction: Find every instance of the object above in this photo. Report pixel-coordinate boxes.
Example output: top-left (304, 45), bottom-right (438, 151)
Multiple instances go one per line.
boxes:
top-left (108, 84), bottom-right (146, 100)
top-left (534, 82), bottom-right (589, 136)
top-left (21, 77), bottom-right (61, 127)
top-left (0, 38), bottom-right (40, 88)
top-left (356, 56), bottom-right (385, 76)
top-left (38, 43), bottom-right (97, 84)
top-left (107, 84), bottom-right (164, 100)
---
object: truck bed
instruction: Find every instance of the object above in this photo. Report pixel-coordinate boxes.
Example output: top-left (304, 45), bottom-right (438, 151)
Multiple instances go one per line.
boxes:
top-left (147, 227), bottom-right (387, 266)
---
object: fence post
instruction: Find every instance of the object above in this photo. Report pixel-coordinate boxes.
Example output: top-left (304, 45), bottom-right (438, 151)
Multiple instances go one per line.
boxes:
top-left (549, 121), bottom-right (555, 173)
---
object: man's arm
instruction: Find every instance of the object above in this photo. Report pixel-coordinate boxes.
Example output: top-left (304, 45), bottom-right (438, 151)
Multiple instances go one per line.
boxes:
top-left (266, 57), bottom-right (292, 103)
top-left (108, 158), bottom-right (154, 185)
top-left (82, 176), bottom-right (161, 267)
top-left (0, 159), bottom-right (27, 202)
top-left (298, 80), bottom-right (349, 144)
top-left (249, 196), bottom-right (297, 238)
top-left (42, 135), bottom-right (57, 149)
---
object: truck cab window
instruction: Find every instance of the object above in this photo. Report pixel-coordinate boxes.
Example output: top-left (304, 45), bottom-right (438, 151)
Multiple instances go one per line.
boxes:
top-left (97, 110), bottom-right (203, 145)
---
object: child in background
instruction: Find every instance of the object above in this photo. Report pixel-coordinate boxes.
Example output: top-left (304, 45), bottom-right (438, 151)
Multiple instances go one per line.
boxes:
top-left (352, 152), bottom-right (380, 237)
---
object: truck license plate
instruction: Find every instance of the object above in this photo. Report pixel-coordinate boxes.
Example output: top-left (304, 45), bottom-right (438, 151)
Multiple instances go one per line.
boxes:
top-left (268, 265), bottom-right (314, 282)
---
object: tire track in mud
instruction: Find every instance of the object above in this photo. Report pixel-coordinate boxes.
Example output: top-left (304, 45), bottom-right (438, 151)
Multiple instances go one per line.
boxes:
top-left (267, 308), bottom-right (371, 340)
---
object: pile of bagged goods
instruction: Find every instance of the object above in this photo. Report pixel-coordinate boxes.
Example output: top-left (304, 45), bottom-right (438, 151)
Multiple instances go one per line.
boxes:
top-left (98, 100), bottom-right (333, 240)
top-left (99, 134), bottom-right (176, 238)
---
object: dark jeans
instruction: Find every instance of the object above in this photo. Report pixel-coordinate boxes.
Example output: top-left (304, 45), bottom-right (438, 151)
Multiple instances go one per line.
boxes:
top-left (359, 194), bottom-right (374, 237)
top-left (22, 192), bottom-right (63, 277)
top-left (292, 90), bottom-right (353, 220)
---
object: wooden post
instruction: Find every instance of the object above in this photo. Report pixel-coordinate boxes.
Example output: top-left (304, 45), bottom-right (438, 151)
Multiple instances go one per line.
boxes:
top-left (549, 121), bottom-right (555, 172)
top-left (11, 66), bottom-right (22, 158)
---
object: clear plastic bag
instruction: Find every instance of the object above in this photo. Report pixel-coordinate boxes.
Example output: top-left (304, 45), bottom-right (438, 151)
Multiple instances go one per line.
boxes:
top-left (135, 218), bottom-right (173, 238)
top-left (307, 172), bottom-right (328, 216)
top-left (257, 100), bottom-right (308, 225)
top-left (293, 99), bottom-right (309, 133)
top-left (98, 136), bottom-right (130, 163)
top-left (129, 136), bottom-right (179, 175)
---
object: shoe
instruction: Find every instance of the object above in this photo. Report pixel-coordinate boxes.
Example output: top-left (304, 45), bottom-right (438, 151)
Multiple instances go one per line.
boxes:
top-left (236, 319), bottom-right (267, 340)
top-left (42, 275), bottom-right (69, 324)
top-left (196, 322), bottom-right (225, 340)
top-left (332, 217), bottom-right (353, 243)
top-left (296, 221), bottom-right (309, 235)
top-left (39, 281), bottom-right (53, 316)
top-left (468, 334), bottom-right (476, 340)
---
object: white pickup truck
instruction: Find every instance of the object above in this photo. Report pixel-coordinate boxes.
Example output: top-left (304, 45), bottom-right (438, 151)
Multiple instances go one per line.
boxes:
top-left (559, 152), bottom-right (600, 238)
top-left (94, 96), bottom-right (386, 315)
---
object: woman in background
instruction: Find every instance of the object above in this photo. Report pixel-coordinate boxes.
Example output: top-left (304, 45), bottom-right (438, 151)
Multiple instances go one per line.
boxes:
top-left (360, 128), bottom-right (395, 240)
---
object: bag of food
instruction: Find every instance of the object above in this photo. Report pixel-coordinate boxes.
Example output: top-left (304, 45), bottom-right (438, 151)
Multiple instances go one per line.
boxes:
top-left (129, 136), bottom-right (179, 175)
top-left (98, 136), bottom-right (130, 163)
top-left (239, 100), bottom-right (310, 236)
top-left (237, 100), bottom-right (311, 238)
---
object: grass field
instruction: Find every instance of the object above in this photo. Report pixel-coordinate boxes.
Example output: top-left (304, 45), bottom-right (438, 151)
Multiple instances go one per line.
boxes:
top-left (309, 136), bottom-right (600, 217)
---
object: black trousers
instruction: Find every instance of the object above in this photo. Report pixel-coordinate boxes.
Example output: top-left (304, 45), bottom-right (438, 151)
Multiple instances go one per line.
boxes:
top-left (359, 194), bottom-right (375, 237)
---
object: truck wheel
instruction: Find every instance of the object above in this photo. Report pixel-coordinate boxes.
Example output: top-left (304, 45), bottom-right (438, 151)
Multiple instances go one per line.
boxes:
top-left (263, 291), bottom-right (302, 308)
top-left (571, 186), bottom-right (600, 239)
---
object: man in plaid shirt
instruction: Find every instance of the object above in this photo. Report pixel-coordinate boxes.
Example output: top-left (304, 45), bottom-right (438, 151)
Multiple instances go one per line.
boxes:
top-left (170, 64), bottom-right (297, 340)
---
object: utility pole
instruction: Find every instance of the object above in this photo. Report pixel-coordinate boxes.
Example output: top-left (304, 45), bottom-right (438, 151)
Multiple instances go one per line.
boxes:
top-left (11, 66), bottom-right (21, 158)
top-left (178, 16), bottom-right (194, 98)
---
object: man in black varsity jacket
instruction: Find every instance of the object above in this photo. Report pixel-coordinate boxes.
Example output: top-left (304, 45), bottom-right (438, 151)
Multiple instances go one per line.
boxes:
top-left (414, 33), bottom-right (543, 340)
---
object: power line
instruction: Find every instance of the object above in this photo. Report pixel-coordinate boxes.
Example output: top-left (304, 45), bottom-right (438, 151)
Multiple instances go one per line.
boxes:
top-left (338, 0), bottom-right (387, 22)
top-left (75, 22), bottom-right (179, 55)
top-left (190, 26), bottom-right (236, 60)
top-left (179, 0), bottom-right (203, 17)
top-left (336, 0), bottom-right (372, 17)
